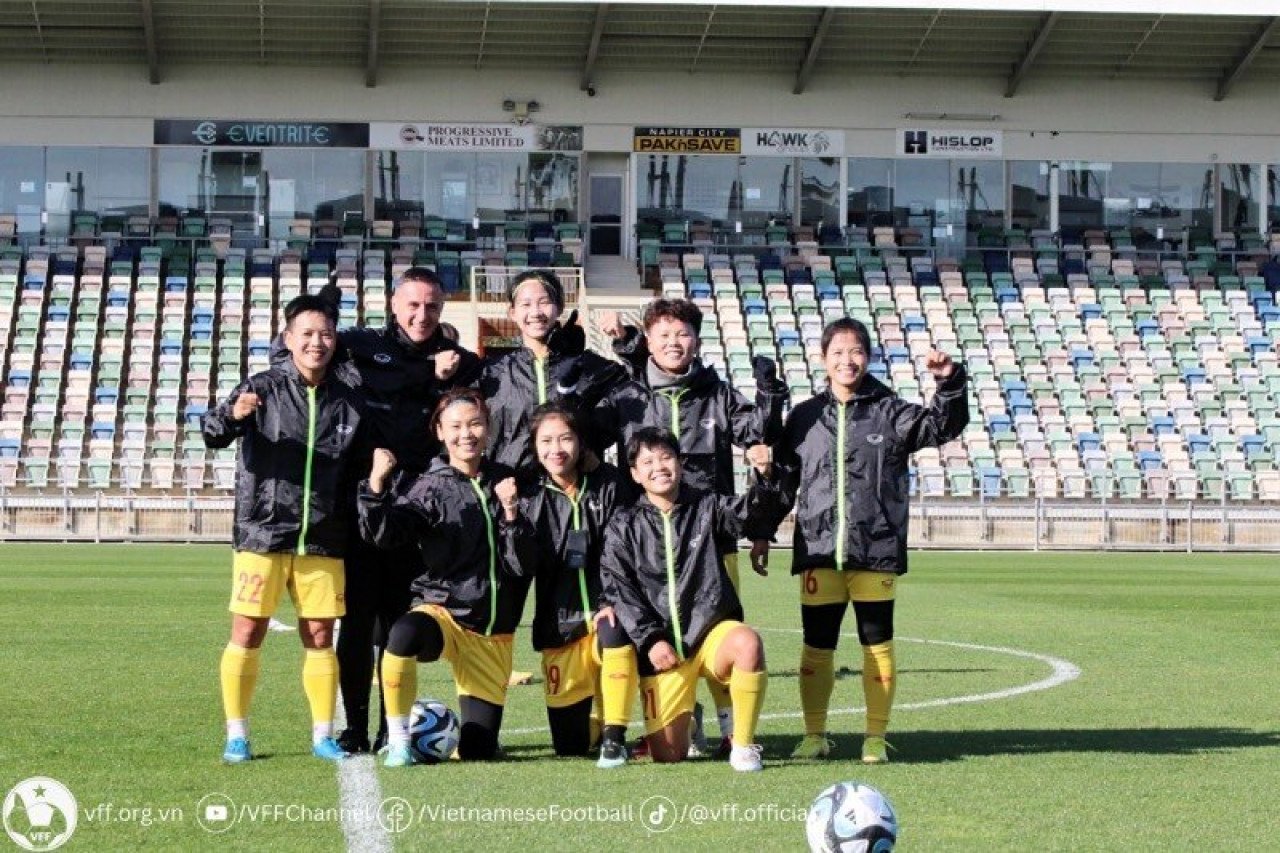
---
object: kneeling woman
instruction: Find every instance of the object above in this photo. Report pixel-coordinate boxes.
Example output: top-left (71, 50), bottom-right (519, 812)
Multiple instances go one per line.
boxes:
top-left (517, 404), bottom-right (638, 767)
top-left (358, 388), bottom-right (533, 766)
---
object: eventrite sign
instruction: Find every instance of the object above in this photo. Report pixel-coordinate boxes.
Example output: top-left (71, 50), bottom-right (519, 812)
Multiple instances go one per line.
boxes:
top-left (898, 128), bottom-right (1003, 158)
top-left (742, 128), bottom-right (844, 157)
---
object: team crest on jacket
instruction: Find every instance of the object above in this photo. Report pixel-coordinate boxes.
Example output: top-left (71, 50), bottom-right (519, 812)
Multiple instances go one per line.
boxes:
top-left (374, 353), bottom-right (392, 364)
top-left (866, 434), bottom-right (884, 445)
top-left (700, 418), bottom-right (716, 431)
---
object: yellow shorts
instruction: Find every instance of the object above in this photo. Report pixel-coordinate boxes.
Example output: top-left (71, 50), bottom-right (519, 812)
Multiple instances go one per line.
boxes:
top-left (723, 552), bottom-right (740, 593)
top-left (415, 604), bottom-right (514, 708)
top-left (638, 619), bottom-right (743, 735)
top-left (800, 568), bottom-right (897, 607)
top-left (229, 551), bottom-right (345, 620)
top-left (541, 624), bottom-right (602, 709)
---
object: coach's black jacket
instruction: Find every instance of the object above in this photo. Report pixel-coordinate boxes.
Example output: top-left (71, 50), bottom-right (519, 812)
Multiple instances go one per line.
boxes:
top-left (356, 458), bottom-right (534, 636)
top-left (600, 484), bottom-right (778, 662)
top-left (515, 463), bottom-right (625, 651)
top-left (202, 359), bottom-right (367, 557)
top-left (273, 322), bottom-right (481, 474)
top-left (590, 358), bottom-right (787, 508)
top-left (757, 367), bottom-right (969, 576)
top-left (478, 348), bottom-right (626, 472)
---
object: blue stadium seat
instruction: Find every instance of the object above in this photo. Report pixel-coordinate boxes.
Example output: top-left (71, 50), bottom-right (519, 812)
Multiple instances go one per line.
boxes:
top-left (183, 405), bottom-right (208, 425)
top-left (1138, 451), bottom-right (1163, 470)
top-left (1076, 432), bottom-right (1101, 452)
top-left (1150, 415), bottom-right (1175, 435)
top-left (91, 422), bottom-right (116, 440)
top-left (94, 387), bottom-right (118, 404)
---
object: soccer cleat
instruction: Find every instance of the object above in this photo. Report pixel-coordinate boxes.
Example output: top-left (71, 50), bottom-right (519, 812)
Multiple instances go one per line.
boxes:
top-left (728, 743), bottom-right (764, 772)
top-left (861, 735), bottom-right (891, 764)
top-left (791, 734), bottom-right (834, 759)
top-left (312, 737), bottom-right (350, 762)
top-left (596, 737), bottom-right (628, 769)
top-left (336, 729), bottom-right (371, 755)
top-left (383, 744), bottom-right (416, 767)
top-left (715, 735), bottom-right (733, 760)
top-left (687, 702), bottom-right (708, 758)
top-left (222, 737), bottom-right (252, 764)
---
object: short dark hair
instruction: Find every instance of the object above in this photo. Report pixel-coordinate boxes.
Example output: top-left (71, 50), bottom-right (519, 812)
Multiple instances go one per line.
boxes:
top-left (397, 267), bottom-right (444, 291)
top-left (430, 387), bottom-right (490, 433)
top-left (626, 427), bottom-right (681, 468)
top-left (284, 293), bottom-right (338, 329)
top-left (642, 298), bottom-right (702, 335)
top-left (820, 317), bottom-right (872, 356)
top-left (508, 269), bottom-right (564, 310)
top-left (529, 402), bottom-right (584, 465)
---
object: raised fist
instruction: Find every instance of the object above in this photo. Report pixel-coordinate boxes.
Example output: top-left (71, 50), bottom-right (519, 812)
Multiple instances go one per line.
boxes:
top-left (925, 350), bottom-right (956, 380)
top-left (435, 349), bottom-right (461, 381)
top-left (231, 392), bottom-right (260, 422)
top-left (369, 448), bottom-right (397, 493)
top-left (495, 476), bottom-right (519, 519)
top-left (596, 310), bottom-right (626, 340)
top-left (751, 355), bottom-right (779, 388)
top-left (745, 444), bottom-right (772, 477)
top-left (546, 309), bottom-right (586, 357)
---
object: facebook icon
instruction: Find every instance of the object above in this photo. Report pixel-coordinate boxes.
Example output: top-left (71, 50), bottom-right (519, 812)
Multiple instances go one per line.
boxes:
top-left (903, 130), bottom-right (928, 154)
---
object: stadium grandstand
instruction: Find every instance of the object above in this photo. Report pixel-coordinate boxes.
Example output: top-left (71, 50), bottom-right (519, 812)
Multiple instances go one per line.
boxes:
top-left (1, 0), bottom-right (1279, 550)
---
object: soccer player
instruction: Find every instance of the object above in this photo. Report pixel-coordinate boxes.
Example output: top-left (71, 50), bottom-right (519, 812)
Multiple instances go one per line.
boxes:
top-left (357, 389), bottom-right (533, 766)
top-left (513, 403), bottom-right (637, 767)
top-left (591, 298), bottom-right (787, 754)
top-left (751, 317), bottom-right (968, 764)
top-left (600, 428), bottom-right (776, 772)
top-left (202, 293), bottom-right (368, 764)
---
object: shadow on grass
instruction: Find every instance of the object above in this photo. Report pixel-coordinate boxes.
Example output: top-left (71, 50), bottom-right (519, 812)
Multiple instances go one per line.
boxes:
top-left (759, 728), bottom-right (1280, 764)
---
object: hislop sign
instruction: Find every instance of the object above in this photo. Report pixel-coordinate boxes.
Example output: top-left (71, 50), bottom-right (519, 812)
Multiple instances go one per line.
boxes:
top-left (369, 123), bottom-right (583, 151)
top-left (898, 128), bottom-right (1003, 158)
top-left (742, 128), bottom-right (844, 157)
top-left (153, 120), bottom-right (370, 148)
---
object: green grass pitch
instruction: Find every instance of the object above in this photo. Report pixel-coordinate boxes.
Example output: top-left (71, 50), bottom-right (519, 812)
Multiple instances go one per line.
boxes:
top-left (1, 543), bottom-right (1277, 851)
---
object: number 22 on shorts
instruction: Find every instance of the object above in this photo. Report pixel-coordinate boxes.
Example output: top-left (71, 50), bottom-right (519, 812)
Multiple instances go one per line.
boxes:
top-left (235, 572), bottom-right (265, 604)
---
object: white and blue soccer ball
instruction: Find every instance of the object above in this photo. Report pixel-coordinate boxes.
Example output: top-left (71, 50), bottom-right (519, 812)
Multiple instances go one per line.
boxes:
top-left (806, 781), bottom-right (899, 853)
top-left (408, 698), bottom-right (460, 764)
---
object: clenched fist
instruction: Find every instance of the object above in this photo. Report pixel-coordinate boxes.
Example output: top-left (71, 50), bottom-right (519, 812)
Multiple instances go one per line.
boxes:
top-left (648, 640), bottom-right (679, 673)
top-left (495, 476), bottom-right (519, 520)
top-left (749, 540), bottom-right (770, 576)
top-left (595, 310), bottom-right (626, 340)
top-left (745, 444), bottom-right (772, 477)
top-left (232, 392), bottom-right (260, 422)
top-left (435, 349), bottom-right (461, 381)
top-left (369, 448), bottom-right (397, 494)
top-left (925, 350), bottom-right (956, 380)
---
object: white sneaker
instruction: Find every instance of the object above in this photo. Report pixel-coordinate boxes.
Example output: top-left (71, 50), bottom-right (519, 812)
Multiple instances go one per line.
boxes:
top-left (687, 702), bottom-right (708, 758)
top-left (728, 743), bottom-right (764, 772)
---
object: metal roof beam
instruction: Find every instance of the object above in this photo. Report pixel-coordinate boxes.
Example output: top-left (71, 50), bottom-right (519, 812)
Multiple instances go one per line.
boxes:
top-left (140, 0), bottom-right (159, 84)
top-left (580, 2), bottom-right (608, 91)
top-left (689, 4), bottom-right (717, 72)
top-left (1004, 10), bottom-right (1058, 98)
top-left (365, 0), bottom-right (381, 87)
top-left (1215, 15), bottom-right (1277, 101)
top-left (793, 6), bottom-right (835, 95)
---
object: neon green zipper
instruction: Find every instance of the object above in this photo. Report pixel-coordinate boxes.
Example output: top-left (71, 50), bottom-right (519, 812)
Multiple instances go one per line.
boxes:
top-left (835, 401), bottom-right (847, 572)
top-left (659, 387), bottom-right (689, 437)
top-left (469, 478), bottom-right (500, 635)
top-left (546, 475), bottom-right (591, 616)
top-left (297, 385), bottom-right (317, 555)
top-left (534, 356), bottom-right (547, 404)
top-left (660, 509), bottom-right (683, 658)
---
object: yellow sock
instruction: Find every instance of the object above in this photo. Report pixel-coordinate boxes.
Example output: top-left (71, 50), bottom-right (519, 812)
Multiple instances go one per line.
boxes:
top-left (798, 645), bottom-right (835, 736)
top-left (220, 643), bottom-right (261, 723)
top-left (380, 651), bottom-right (418, 719)
top-left (728, 669), bottom-right (767, 747)
top-left (600, 646), bottom-right (638, 727)
top-left (862, 641), bottom-right (896, 737)
top-left (302, 648), bottom-right (339, 729)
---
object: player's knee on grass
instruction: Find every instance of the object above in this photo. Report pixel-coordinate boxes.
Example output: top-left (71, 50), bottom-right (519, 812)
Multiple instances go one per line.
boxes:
top-left (853, 600), bottom-right (895, 646)
top-left (231, 615), bottom-right (269, 649)
top-left (385, 611), bottom-right (445, 662)
top-left (648, 717), bottom-right (692, 763)
top-left (458, 696), bottom-right (504, 760)
top-left (801, 602), bottom-right (847, 650)
top-left (547, 698), bottom-right (594, 757)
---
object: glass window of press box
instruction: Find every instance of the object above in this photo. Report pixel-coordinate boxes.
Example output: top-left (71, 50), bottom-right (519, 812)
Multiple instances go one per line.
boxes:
top-left (846, 158), bottom-right (1005, 252)
top-left (158, 148), bottom-right (365, 237)
top-left (1057, 162), bottom-right (1214, 239)
top-left (634, 154), bottom-right (840, 232)
top-left (0, 147), bottom-right (150, 239)
top-left (372, 151), bottom-right (579, 229)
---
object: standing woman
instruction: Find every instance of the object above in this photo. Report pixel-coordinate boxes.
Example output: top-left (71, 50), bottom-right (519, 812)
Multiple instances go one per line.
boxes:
top-left (357, 388), bottom-right (533, 766)
top-left (479, 269), bottom-right (628, 473)
top-left (752, 317), bottom-right (968, 764)
top-left (516, 403), bottom-right (639, 768)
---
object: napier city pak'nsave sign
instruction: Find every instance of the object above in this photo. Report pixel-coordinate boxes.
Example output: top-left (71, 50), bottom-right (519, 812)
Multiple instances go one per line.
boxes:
top-left (898, 129), bottom-right (1003, 158)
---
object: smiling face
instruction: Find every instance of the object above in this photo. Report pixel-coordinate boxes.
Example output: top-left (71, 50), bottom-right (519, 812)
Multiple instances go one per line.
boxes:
top-left (391, 278), bottom-right (445, 344)
top-left (283, 310), bottom-right (336, 376)
top-left (645, 316), bottom-right (698, 374)
top-left (630, 442), bottom-right (682, 502)
top-left (534, 414), bottom-right (580, 481)
top-left (823, 329), bottom-right (871, 395)
top-left (508, 280), bottom-right (561, 343)
top-left (435, 400), bottom-right (489, 466)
